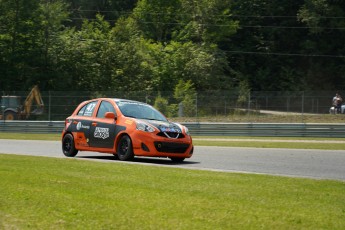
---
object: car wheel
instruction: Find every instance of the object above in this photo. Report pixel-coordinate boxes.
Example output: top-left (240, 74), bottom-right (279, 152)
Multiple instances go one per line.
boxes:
top-left (170, 157), bottom-right (185, 163)
top-left (117, 135), bottom-right (134, 161)
top-left (62, 133), bottom-right (78, 157)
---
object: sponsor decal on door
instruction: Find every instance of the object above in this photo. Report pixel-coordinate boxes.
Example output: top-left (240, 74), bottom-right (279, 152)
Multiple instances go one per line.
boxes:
top-left (94, 127), bottom-right (109, 139)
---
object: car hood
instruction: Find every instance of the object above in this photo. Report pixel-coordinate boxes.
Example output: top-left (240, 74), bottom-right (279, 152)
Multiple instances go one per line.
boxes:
top-left (141, 119), bottom-right (183, 133)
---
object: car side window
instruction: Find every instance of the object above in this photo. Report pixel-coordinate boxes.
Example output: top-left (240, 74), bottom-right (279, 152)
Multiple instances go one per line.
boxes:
top-left (77, 101), bottom-right (97, 117)
top-left (77, 105), bottom-right (86, 116)
top-left (97, 101), bottom-right (116, 118)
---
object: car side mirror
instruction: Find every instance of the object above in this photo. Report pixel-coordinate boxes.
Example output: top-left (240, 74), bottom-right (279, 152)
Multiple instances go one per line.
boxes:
top-left (105, 112), bottom-right (117, 120)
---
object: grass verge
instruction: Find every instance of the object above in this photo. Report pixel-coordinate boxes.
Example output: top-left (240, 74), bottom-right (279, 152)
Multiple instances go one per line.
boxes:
top-left (0, 132), bottom-right (344, 150)
top-left (0, 132), bottom-right (61, 141)
top-left (193, 139), bottom-right (345, 150)
top-left (0, 154), bottom-right (344, 229)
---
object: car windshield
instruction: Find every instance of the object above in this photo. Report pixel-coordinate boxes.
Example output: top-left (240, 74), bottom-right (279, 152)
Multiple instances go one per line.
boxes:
top-left (115, 100), bottom-right (168, 122)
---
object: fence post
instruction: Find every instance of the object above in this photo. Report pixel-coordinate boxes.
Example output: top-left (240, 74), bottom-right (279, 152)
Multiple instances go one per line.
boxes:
top-left (247, 91), bottom-right (251, 114)
top-left (195, 93), bottom-right (198, 120)
top-left (301, 91), bottom-right (305, 122)
top-left (48, 91), bottom-right (51, 121)
top-left (224, 98), bottom-right (227, 115)
top-left (302, 91), bottom-right (305, 114)
top-left (266, 96), bottom-right (268, 110)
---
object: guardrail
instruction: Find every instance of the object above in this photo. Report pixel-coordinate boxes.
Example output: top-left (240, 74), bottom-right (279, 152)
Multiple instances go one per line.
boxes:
top-left (0, 121), bottom-right (345, 138)
top-left (185, 122), bottom-right (345, 138)
top-left (0, 121), bottom-right (64, 134)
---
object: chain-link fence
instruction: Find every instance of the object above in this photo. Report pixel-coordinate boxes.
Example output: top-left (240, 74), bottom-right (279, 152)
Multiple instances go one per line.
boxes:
top-left (0, 90), bottom-right (339, 121)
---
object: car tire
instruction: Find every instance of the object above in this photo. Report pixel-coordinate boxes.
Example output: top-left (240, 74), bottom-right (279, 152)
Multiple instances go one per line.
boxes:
top-left (62, 133), bottom-right (78, 157)
top-left (117, 135), bottom-right (134, 161)
top-left (4, 111), bottom-right (17, 120)
top-left (170, 157), bottom-right (185, 163)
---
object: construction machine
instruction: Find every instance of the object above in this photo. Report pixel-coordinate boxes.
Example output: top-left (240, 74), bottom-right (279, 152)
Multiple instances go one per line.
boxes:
top-left (0, 85), bottom-right (44, 120)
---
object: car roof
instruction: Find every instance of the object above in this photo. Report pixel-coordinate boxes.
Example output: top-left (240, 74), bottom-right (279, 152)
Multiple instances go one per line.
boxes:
top-left (96, 98), bottom-right (147, 105)
top-left (112, 98), bottom-right (145, 104)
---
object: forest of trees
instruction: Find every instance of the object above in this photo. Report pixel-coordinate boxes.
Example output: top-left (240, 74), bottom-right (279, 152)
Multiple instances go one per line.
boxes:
top-left (1, 0), bottom-right (345, 94)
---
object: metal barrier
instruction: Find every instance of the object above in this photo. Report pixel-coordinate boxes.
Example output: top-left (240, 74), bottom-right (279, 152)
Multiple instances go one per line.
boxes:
top-left (0, 121), bottom-right (345, 138)
top-left (0, 121), bottom-right (64, 134)
top-left (185, 122), bottom-right (345, 138)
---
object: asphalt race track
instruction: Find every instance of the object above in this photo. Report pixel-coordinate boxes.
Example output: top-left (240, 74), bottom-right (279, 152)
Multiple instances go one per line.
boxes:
top-left (0, 139), bottom-right (344, 181)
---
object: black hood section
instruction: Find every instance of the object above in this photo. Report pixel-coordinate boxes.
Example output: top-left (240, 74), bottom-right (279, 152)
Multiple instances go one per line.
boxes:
top-left (142, 119), bottom-right (182, 133)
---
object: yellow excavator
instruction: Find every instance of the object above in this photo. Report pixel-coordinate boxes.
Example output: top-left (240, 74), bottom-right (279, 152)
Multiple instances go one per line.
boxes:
top-left (0, 85), bottom-right (44, 120)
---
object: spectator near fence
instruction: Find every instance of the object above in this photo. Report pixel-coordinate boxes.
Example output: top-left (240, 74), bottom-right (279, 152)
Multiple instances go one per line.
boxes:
top-left (332, 92), bottom-right (343, 114)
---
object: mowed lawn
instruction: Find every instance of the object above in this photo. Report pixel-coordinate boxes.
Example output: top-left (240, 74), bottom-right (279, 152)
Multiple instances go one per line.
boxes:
top-left (1, 132), bottom-right (345, 150)
top-left (0, 154), bottom-right (344, 229)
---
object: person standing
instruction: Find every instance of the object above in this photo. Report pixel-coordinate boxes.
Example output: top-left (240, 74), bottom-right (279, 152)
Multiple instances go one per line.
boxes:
top-left (332, 92), bottom-right (343, 114)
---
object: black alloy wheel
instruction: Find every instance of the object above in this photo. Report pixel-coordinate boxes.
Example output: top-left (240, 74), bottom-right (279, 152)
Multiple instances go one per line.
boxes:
top-left (62, 133), bottom-right (78, 157)
top-left (117, 135), bottom-right (134, 161)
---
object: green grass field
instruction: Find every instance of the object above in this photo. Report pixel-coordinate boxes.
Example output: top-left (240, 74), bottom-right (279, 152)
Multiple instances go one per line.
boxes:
top-left (0, 133), bottom-right (61, 141)
top-left (194, 140), bottom-right (345, 150)
top-left (0, 133), bottom-right (344, 229)
top-left (0, 154), bottom-right (344, 229)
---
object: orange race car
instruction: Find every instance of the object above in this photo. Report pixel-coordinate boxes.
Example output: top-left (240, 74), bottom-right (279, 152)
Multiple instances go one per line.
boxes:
top-left (61, 98), bottom-right (193, 162)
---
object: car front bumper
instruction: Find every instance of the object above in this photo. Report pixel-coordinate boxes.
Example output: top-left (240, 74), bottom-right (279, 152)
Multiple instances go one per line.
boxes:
top-left (130, 131), bottom-right (194, 158)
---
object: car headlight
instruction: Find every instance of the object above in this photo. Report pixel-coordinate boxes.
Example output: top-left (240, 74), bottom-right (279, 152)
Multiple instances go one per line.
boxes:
top-left (184, 126), bottom-right (190, 136)
top-left (136, 121), bottom-right (155, 132)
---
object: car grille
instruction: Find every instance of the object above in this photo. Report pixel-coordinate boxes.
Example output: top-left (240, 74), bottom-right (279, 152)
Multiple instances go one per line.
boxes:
top-left (154, 142), bottom-right (190, 153)
top-left (157, 132), bottom-right (185, 139)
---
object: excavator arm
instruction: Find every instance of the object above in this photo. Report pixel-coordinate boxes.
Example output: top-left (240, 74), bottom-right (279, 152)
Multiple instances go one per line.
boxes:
top-left (23, 85), bottom-right (44, 119)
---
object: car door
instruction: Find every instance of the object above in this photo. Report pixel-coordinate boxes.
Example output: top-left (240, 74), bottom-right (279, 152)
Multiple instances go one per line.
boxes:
top-left (88, 100), bottom-right (117, 149)
top-left (67, 100), bottom-right (97, 148)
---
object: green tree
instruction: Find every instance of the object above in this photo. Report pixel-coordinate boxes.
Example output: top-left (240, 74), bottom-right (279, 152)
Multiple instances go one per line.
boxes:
top-left (69, 0), bottom-right (137, 27)
top-left (153, 94), bottom-right (169, 115)
top-left (160, 41), bottom-right (231, 91)
top-left (228, 0), bottom-right (307, 91)
top-left (120, 0), bottom-right (236, 92)
top-left (107, 36), bottom-right (164, 92)
top-left (38, 0), bottom-right (69, 66)
top-left (297, 0), bottom-right (345, 90)
top-left (132, 0), bottom-right (181, 42)
top-left (111, 12), bottom-right (233, 93)
top-left (0, 0), bottom-right (70, 91)
top-left (37, 0), bottom-right (70, 89)
top-left (174, 79), bottom-right (197, 117)
top-left (175, 0), bottom-right (238, 44)
top-left (0, 0), bottom-right (41, 90)
top-left (52, 14), bottom-right (112, 91)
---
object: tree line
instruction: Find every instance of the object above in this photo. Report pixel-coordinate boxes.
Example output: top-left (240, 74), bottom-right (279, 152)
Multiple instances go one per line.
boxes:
top-left (1, 0), bottom-right (345, 95)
